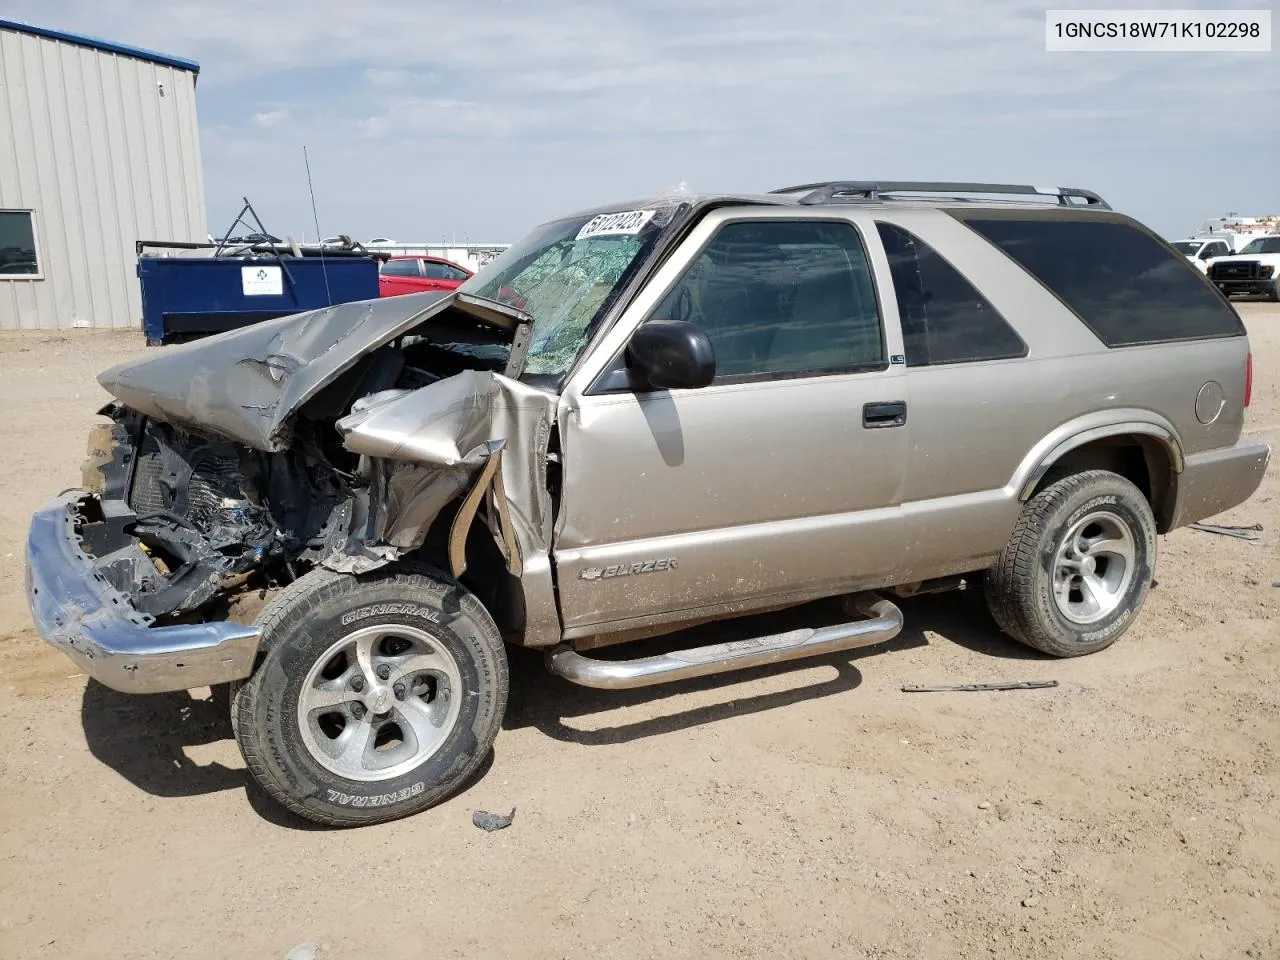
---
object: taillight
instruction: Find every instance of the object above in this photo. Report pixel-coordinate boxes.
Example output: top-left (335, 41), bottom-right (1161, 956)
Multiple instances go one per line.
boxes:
top-left (1245, 352), bottom-right (1253, 407)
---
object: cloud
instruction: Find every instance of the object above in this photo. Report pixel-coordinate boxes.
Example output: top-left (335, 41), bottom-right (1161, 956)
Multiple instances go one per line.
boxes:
top-left (363, 68), bottom-right (438, 88)
top-left (358, 99), bottom-right (492, 140)
top-left (3, 0), bottom-right (1276, 241)
top-left (251, 109), bottom-right (290, 128)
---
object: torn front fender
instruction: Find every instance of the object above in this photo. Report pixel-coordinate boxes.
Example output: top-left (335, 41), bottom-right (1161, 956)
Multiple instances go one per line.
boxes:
top-left (336, 369), bottom-right (502, 466)
top-left (330, 371), bottom-right (560, 639)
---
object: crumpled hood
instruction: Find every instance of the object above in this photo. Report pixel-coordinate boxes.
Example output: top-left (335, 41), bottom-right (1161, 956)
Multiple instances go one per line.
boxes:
top-left (97, 291), bottom-right (458, 451)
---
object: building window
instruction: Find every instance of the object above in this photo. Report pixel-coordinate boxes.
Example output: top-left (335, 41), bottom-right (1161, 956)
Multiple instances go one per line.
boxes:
top-left (0, 211), bottom-right (40, 278)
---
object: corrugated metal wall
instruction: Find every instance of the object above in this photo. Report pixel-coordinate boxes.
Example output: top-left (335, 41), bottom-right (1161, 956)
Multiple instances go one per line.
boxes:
top-left (0, 28), bottom-right (206, 329)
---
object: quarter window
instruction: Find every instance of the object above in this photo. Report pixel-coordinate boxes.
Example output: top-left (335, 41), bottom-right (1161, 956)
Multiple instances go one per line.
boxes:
top-left (960, 216), bottom-right (1245, 346)
top-left (875, 222), bottom-right (1025, 366)
top-left (0, 211), bottom-right (39, 276)
top-left (652, 220), bottom-right (884, 381)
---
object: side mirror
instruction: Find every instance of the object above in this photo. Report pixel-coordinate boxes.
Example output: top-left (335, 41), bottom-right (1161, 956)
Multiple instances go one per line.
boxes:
top-left (626, 320), bottom-right (716, 390)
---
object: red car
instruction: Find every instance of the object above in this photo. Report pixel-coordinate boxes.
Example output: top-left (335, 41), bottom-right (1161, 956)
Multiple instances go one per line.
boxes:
top-left (377, 255), bottom-right (474, 298)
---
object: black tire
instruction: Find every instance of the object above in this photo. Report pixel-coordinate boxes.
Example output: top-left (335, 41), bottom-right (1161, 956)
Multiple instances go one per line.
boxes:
top-left (984, 470), bottom-right (1156, 658)
top-left (1268, 280), bottom-right (1280, 303)
top-left (232, 564), bottom-right (507, 827)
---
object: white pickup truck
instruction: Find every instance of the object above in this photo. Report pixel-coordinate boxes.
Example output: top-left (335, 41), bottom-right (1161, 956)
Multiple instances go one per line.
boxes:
top-left (1170, 237), bottom-right (1236, 273)
top-left (1206, 235), bottom-right (1280, 300)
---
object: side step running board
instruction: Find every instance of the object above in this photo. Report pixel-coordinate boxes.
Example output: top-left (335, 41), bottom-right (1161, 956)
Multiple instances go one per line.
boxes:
top-left (545, 594), bottom-right (902, 690)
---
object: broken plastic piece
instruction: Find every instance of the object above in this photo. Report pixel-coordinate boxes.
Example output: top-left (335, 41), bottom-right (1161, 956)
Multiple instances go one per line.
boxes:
top-left (450, 445), bottom-right (506, 578)
top-left (472, 807), bottom-right (516, 832)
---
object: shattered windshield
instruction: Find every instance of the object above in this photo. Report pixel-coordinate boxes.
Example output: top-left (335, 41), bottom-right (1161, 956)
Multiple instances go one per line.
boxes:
top-left (461, 204), bottom-right (683, 379)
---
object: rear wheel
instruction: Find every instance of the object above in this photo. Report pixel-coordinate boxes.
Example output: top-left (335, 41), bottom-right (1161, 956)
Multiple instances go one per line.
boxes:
top-left (985, 470), bottom-right (1156, 657)
top-left (232, 565), bottom-right (507, 826)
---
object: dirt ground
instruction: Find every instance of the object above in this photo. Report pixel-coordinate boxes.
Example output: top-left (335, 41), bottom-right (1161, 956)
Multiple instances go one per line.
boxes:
top-left (0, 305), bottom-right (1276, 960)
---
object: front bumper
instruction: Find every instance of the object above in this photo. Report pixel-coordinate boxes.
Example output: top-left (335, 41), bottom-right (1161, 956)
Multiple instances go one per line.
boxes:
top-left (25, 491), bottom-right (260, 694)
top-left (1214, 279), bottom-right (1275, 294)
top-left (1170, 440), bottom-right (1272, 530)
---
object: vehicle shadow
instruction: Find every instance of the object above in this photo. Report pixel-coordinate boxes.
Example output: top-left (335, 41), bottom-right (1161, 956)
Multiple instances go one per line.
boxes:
top-left (80, 679), bottom-right (243, 798)
top-left (905, 590), bottom-right (1053, 661)
top-left (79, 680), bottom-right (495, 831)
top-left (504, 589), bottom-right (1045, 746)
top-left (77, 590), bottom-right (1037, 819)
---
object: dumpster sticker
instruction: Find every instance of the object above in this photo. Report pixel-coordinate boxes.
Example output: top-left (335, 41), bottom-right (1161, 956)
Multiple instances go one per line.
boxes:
top-left (241, 266), bottom-right (283, 296)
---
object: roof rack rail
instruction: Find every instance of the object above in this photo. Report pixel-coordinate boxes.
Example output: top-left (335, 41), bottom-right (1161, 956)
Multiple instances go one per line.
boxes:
top-left (769, 181), bottom-right (1111, 210)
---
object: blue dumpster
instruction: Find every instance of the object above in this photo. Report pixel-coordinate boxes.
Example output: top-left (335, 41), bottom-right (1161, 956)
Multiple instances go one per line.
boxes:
top-left (137, 249), bottom-right (380, 345)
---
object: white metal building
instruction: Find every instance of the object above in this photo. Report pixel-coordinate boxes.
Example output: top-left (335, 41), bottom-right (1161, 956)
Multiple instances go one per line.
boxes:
top-left (0, 19), bottom-right (207, 330)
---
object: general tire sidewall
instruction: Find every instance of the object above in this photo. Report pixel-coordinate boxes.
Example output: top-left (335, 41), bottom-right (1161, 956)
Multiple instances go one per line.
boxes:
top-left (243, 576), bottom-right (505, 822)
top-left (1032, 485), bottom-right (1155, 652)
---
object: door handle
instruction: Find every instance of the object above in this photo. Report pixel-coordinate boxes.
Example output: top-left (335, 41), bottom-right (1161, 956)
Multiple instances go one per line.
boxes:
top-left (863, 401), bottom-right (907, 428)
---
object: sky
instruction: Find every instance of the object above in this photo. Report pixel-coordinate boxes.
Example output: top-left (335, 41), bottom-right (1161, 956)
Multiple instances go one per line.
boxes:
top-left (4, 0), bottom-right (1277, 244)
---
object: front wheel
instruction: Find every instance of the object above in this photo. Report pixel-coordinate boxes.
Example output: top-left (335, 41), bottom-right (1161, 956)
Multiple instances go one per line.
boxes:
top-left (985, 470), bottom-right (1156, 658)
top-left (232, 565), bottom-right (508, 826)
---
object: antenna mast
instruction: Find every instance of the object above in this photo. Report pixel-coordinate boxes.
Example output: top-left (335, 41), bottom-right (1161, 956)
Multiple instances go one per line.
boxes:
top-left (303, 145), bottom-right (333, 306)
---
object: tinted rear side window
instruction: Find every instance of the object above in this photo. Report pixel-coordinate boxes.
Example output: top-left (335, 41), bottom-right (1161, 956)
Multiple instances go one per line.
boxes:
top-left (960, 216), bottom-right (1245, 346)
top-left (876, 222), bottom-right (1026, 366)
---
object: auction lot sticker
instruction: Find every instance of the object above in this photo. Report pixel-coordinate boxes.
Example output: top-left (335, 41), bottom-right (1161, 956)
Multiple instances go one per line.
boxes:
top-left (576, 210), bottom-right (657, 240)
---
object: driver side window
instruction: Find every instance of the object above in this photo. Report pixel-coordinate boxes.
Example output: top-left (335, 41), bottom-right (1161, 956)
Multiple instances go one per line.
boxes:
top-left (380, 258), bottom-right (421, 277)
top-left (651, 220), bottom-right (884, 382)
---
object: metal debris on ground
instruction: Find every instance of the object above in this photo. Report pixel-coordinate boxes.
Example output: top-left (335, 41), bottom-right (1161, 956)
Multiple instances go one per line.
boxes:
top-left (472, 807), bottom-right (516, 832)
top-left (1188, 522), bottom-right (1263, 540)
top-left (902, 680), bottom-right (1059, 693)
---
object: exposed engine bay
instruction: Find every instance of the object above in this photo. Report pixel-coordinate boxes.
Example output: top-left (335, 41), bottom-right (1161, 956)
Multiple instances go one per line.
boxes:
top-left (78, 408), bottom-right (356, 618)
top-left (70, 291), bottom-right (557, 625)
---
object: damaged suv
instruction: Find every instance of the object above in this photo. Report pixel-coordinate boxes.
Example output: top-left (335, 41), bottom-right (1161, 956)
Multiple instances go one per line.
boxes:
top-left (27, 181), bottom-right (1270, 826)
